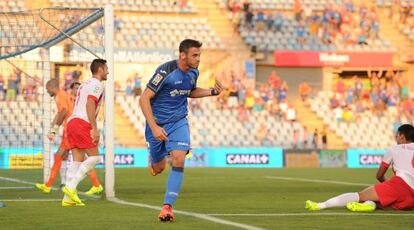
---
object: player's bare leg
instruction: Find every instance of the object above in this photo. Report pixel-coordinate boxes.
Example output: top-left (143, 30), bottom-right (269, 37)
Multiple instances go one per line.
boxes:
top-left (150, 157), bottom-right (167, 176)
top-left (159, 150), bottom-right (186, 222)
top-left (35, 149), bottom-right (69, 193)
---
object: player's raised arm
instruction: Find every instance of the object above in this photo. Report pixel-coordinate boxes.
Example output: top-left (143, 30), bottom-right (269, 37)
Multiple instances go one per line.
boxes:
top-left (139, 88), bottom-right (168, 141)
top-left (189, 78), bottom-right (225, 98)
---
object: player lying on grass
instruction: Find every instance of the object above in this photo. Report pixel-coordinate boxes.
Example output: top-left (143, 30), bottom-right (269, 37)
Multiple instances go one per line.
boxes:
top-left (306, 124), bottom-right (414, 212)
top-left (61, 59), bottom-right (107, 207)
top-left (35, 80), bottom-right (103, 196)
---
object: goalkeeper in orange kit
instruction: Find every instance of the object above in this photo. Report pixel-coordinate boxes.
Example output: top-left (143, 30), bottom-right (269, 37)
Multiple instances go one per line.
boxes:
top-left (35, 80), bottom-right (102, 197)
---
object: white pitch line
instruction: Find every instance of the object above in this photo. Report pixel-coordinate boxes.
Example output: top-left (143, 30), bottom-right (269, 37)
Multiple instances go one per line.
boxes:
top-left (0, 176), bottom-right (100, 199)
top-left (1, 176), bottom-right (263, 230)
top-left (0, 186), bottom-right (33, 190)
top-left (208, 213), bottom-right (414, 217)
top-left (108, 197), bottom-right (264, 230)
top-left (264, 176), bottom-right (372, 187)
top-left (0, 198), bottom-right (88, 202)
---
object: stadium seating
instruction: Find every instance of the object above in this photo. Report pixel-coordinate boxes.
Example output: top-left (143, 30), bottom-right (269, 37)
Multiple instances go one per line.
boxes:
top-left (376, 0), bottom-right (413, 7)
top-left (0, 0), bottom-right (27, 12)
top-left (51, 0), bottom-right (196, 13)
top-left (309, 91), bottom-right (396, 148)
top-left (117, 94), bottom-right (305, 148)
top-left (216, 0), bottom-right (330, 11)
top-left (72, 16), bottom-right (224, 50)
top-left (0, 99), bottom-right (106, 148)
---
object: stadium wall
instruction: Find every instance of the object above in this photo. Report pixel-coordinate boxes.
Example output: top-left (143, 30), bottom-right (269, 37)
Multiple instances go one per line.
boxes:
top-left (0, 147), bottom-right (388, 169)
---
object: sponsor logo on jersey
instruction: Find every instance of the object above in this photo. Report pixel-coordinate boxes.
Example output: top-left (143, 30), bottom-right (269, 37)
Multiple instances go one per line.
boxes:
top-left (170, 89), bottom-right (191, 97)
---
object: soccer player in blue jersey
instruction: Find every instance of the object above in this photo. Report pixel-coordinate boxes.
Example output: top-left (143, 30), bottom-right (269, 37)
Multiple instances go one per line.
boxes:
top-left (139, 39), bottom-right (224, 222)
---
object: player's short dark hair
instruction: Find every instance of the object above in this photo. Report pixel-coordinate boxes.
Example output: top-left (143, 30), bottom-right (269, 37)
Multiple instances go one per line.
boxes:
top-left (69, 82), bottom-right (81, 89)
top-left (179, 39), bottom-right (202, 53)
top-left (397, 124), bottom-right (414, 142)
top-left (90, 58), bottom-right (107, 74)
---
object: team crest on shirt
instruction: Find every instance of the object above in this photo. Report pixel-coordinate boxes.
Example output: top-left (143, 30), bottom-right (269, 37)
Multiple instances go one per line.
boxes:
top-left (93, 86), bottom-right (100, 94)
top-left (152, 73), bottom-right (164, 86)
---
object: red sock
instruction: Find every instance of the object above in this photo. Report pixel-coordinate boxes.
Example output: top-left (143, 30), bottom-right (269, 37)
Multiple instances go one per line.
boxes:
top-left (45, 155), bottom-right (62, 187)
top-left (88, 170), bottom-right (101, 187)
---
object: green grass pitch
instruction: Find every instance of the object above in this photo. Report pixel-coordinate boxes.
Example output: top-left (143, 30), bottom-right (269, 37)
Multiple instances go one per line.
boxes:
top-left (1, 168), bottom-right (413, 229)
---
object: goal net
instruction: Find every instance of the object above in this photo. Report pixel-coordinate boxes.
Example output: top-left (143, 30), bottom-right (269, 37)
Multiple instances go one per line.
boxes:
top-left (0, 6), bottom-right (115, 200)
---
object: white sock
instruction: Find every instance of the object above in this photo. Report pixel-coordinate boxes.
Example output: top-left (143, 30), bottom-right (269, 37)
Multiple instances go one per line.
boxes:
top-left (67, 156), bottom-right (101, 190)
top-left (363, 200), bottom-right (376, 208)
top-left (64, 161), bottom-right (81, 200)
top-left (60, 160), bottom-right (67, 185)
top-left (318, 193), bottom-right (359, 209)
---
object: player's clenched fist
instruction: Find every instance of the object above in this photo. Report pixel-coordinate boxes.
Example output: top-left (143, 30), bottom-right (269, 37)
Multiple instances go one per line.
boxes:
top-left (213, 79), bottom-right (225, 95)
top-left (151, 125), bottom-right (168, 142)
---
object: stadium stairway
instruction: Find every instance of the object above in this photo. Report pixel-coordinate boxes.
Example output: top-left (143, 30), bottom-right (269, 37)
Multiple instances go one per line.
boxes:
top-left (114, 102), bottom-right (146, 148)
top-left (294, 99), bottom-right (347, 149)
top-left (192, 0), bottom-right (252, 86)
top-left (25, 0), bottom-right (49, 9)
top-left (376, 5), bottom-right (414, 91)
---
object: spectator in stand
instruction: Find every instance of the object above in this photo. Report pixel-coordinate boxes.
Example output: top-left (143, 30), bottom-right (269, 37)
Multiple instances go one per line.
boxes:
top-left (330, 94), bottom-right (340, 109)
top-left (299, 80), bottom-right (311, 101)
top-left (6, 73), bottom-right (18, 101)
top-left (302, 126), bottom-right (309, 148)
top-left (309, 12), bottom-right (320, 36)
top-left (245, 9), bottom-right (254, 30)
top-left (336, 79), bottom-right (345, 95)
top-left (0, 74), bottom-right (4, 101)
top-left (294, 0), bottom-right (303, 22)
top-left (321, 127), bottom-right (328, 149)
top-left (279, 98), bottom-right (288, 119)
top-left (312, 128), bottom-right (319, 149)
top-left (255, 10), bottom-right (266, 31)
top-left (133, 72), bottom-right (142, 96)
top-left (345, 86), bottom-right (354, 105)
top-left (353, 76), bottom-right (363, 99)
top-left (14, 68), bottom-right (22, 96)
top-left (125, 78), bottom-right (133, 96)
top-left (244, 89), bottom-right (255, 110)
top-left (266, 11), bottom-right (274, 31)
top-left (72, 67), bottom-right (82, 83)
top-left (292, 129), bottom-right (300, 149)
top-left (279, 80), bottom-right (288, 102)
top-left (268, 71), bottom-right (280, 95)
top-left (242, 0), bottom-right (250, 13)
top-left (114, 16), bottom-right (122, 32)
top-left (274, 11), bottom-right (284, 32)
top-left (228, 76), bottom-right (239, 109)
top-left (286, 104), bottom-right (296, 122)
top-left (342, 106), bottom-right (354, 122)
top-left (296, 23), bottom-right (306, 46)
